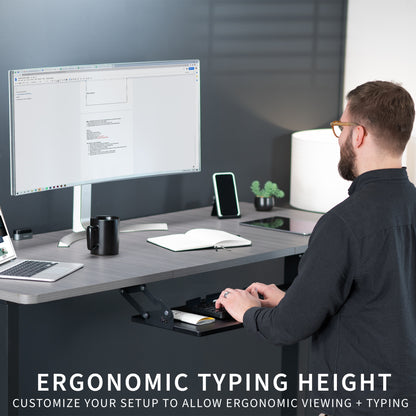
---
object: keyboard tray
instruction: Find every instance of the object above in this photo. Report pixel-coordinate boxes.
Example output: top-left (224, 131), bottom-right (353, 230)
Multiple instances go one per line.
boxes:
top-left (125, 284), bottom-right (291, 337)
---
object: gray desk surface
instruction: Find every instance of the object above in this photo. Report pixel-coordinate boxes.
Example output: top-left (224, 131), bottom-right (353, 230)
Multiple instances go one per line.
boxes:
top-left (0, 202), bottom-right (321, 305)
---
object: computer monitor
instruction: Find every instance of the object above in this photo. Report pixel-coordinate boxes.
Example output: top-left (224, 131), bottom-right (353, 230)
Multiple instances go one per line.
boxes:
top-left (9, 60), bottom-right (201, 246)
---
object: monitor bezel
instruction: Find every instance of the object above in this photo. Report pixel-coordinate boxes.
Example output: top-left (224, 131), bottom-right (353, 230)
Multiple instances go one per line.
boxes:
top-left (8, 59), bottom-right (201, 197)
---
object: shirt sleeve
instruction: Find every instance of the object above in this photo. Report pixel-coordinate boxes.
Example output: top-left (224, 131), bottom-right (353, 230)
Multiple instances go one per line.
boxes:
top-left (243, 211), bottom-right (358, 345)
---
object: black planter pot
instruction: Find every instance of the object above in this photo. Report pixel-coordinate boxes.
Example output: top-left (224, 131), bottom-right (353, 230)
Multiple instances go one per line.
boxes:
top-left (254, 196), bottom-right (274, 211)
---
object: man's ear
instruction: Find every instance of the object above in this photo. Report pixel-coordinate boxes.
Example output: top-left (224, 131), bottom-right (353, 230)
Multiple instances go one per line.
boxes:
top-left (352, 125), bottom-right (366, 149)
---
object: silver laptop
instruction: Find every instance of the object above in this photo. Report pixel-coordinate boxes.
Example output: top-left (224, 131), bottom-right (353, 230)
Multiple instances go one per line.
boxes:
top-left (0, 208), bottom-right (83, 282)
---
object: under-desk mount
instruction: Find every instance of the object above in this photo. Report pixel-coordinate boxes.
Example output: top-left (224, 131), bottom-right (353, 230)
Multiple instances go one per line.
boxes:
top-left (120, 284), bottom-right (242, 337)
top-left (120, 285), bottom-right (174, 331)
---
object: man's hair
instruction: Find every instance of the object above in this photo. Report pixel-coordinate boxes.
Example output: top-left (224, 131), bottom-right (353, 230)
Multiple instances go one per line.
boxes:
top-left (347, 81), bottom-right (415, 155)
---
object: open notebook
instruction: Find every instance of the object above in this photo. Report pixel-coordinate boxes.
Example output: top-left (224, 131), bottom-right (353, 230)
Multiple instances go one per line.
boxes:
top-left (147, 228), bottom-right (251, 252)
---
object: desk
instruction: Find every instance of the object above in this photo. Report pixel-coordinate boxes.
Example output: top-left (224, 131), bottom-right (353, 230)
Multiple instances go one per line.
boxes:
top-left (0, 202), bottom-right (321, 415)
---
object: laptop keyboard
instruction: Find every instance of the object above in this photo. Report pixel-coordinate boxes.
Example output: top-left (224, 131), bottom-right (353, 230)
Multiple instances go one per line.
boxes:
top-left (1, 260), bottom-right (57, 277)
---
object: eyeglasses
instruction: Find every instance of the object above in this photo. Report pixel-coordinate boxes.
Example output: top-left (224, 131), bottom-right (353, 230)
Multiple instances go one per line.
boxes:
top-left (330, 120), bottom-right (360, 138)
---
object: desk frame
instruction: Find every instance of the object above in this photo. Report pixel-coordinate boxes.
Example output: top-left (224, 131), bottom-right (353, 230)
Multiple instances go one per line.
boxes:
top-left (0, 203), bottom-right (320, 416)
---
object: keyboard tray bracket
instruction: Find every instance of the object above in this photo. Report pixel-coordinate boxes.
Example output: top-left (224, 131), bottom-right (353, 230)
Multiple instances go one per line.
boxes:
top-left (120, 284), bottom-right (174, 331)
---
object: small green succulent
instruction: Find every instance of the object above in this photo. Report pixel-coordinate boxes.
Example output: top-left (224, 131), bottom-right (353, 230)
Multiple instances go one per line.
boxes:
top-left (250, 180), bottom-right (285, 198)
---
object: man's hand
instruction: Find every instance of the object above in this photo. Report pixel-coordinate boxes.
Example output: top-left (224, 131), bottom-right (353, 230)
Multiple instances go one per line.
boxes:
top-left (245, 282), bottom-right (286, 308)
top-left (215, 288), bottom-right (261, 323)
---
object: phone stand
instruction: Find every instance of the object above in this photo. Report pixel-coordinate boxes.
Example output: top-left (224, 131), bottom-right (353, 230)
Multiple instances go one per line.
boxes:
top-left (211, 200), bottom-right (218, 216)
top-left (211, 200), bottom-right (240, 219)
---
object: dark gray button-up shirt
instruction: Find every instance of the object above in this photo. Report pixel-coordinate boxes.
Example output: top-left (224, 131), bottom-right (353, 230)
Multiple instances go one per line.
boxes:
top-left (244, 168), bottom-right (416, 415)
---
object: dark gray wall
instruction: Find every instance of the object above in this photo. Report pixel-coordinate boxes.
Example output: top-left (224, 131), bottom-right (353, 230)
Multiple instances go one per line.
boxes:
top-left (0, 0), bottom-right (346, 234)
top-left (1, 1), bottom-right (347, 416)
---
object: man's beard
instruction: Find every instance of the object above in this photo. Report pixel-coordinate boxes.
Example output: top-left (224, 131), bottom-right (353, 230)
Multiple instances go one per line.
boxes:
top-left (338, 131), bottom-right (357, 181)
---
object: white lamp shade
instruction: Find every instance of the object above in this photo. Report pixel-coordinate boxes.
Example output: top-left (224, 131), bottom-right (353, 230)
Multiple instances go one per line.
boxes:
top-left (290, 129), bottom-right (350, 213)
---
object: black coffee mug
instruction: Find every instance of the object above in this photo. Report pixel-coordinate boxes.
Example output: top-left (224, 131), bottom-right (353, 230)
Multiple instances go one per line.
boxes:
top-left (86, 216), bottom-right (119, 255)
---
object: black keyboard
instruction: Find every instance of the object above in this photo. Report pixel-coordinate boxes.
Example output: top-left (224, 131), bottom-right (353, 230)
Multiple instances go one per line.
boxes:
top-left (182, 293), bottom-right (232, 320)
top-left (1, 260), bottom-right (57, 277)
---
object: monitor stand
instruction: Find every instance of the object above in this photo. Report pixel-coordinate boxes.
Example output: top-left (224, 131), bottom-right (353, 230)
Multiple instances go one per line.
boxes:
top-left (58, 184), bottom-right (168, 247)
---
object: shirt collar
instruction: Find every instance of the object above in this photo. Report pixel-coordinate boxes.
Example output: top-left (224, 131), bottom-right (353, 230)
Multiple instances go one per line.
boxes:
top-left (348, 168), bottom-right (408, 196)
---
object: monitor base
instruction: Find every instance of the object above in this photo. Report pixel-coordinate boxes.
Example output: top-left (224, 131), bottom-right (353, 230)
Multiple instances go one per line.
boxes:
top-left (58, 222), bottom-right (168, 247)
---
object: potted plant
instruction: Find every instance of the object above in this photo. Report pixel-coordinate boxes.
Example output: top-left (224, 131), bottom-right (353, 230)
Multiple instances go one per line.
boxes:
top-left (250, 180), bottom-right (285, 211)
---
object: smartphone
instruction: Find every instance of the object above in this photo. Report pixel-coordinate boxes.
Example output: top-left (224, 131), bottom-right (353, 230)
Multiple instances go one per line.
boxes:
top-left (212, 172), bottom-right (241, 218)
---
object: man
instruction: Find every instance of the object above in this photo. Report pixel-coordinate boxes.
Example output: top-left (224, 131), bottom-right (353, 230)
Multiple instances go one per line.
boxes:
top-left (216, 81), bottom-right (416, 415)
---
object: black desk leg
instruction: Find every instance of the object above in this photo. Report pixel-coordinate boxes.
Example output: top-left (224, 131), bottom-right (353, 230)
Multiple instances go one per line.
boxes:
top-left (282, 255), bottom-right (302, 416)
top-left (284, 254), bottom-right (301, 286)
top-left (0, 301), bottom-right (19, 416)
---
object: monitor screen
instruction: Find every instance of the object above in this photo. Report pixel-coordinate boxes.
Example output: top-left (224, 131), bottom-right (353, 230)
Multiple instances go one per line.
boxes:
top-left (9, 60), bottom-right (201, 196)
